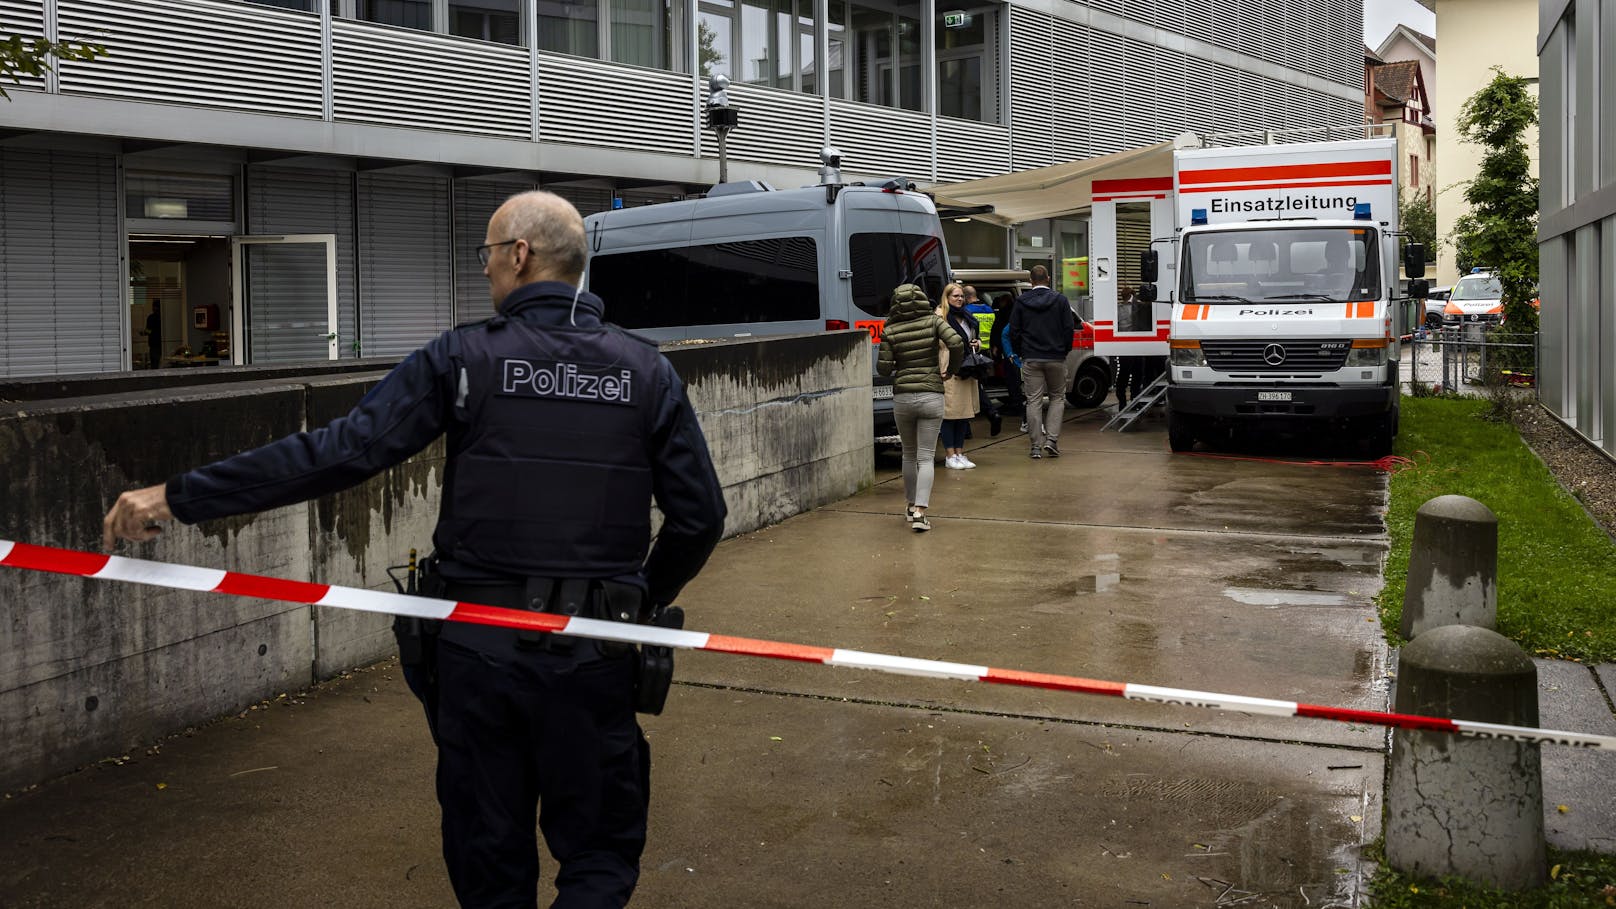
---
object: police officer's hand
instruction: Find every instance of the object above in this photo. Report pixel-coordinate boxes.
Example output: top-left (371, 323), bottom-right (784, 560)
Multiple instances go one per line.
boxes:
top-left (103, 484), bottom-right (174, 550)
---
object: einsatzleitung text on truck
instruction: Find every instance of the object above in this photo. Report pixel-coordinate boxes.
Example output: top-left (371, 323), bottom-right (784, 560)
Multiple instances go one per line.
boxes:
top-left (1126, 135), bottom-right (1427, 456)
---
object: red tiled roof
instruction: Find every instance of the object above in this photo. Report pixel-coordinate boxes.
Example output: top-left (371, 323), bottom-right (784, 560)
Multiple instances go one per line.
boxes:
top-left (1371, 60), bottom-right (1420, 104)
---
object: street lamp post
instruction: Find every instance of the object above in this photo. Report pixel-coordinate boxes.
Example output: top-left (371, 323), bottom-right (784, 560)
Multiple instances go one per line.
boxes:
top-left (706, 73), bottom-right (740, 184)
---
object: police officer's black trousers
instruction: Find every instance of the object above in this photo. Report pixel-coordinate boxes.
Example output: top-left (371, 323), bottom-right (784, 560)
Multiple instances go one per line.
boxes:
top-left (434, 622), bottom-right (649, 909)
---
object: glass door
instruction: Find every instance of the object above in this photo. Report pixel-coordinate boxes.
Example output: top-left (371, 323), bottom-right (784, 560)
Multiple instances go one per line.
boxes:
top-left (230, 235), bottom-right (338, 365)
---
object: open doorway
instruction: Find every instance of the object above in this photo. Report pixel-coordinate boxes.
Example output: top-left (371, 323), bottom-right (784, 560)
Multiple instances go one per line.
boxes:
top-left (128, 236), bottom-right (232, 369)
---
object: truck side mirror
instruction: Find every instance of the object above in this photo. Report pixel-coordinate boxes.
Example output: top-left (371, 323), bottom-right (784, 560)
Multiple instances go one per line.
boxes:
top-left (1408, 279), bottom-right (1430, 299)
top-left (1140, 250), bottom-right (1159, 283)
top-left (1138, 283), bottom-right (1158, 303)
top-left (1402, 242), bottom-right (1425, 280)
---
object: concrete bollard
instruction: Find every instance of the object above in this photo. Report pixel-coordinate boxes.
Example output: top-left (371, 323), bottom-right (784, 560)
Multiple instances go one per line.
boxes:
top-left (1385, 624), bottom-right (1545, 890)
top-left (1400, 495), bottom-right (1497, 638)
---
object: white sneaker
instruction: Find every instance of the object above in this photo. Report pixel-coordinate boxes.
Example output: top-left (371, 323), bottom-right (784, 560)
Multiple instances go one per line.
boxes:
top-left (958, 455), bottom-right (977, 468)
top-left (1019, 421), bottom-right (1028, 433)
top-left (944, 455), bottom-right (963, 469)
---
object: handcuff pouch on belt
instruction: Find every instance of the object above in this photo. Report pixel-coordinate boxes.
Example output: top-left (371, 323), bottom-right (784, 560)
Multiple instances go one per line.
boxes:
top-left (513, 577), bottom-right (643, 654)
top-left (512, 577), bottom-right (681, 715)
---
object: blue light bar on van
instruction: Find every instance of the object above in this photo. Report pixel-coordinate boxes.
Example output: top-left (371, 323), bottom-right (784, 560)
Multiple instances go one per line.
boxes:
top-left (1190, 208), bottom-right (1208, 226)
top-left (1354, 203), bottom-right (1372, 220)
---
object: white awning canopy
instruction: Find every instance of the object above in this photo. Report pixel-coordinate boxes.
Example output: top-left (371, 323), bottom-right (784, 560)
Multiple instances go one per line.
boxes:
top-left (927, 141), bottom-right (1176, 227)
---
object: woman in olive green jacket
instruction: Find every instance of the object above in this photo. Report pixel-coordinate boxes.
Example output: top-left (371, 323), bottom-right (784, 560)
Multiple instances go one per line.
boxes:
top-left (877, 283), bottom-right (964, 532)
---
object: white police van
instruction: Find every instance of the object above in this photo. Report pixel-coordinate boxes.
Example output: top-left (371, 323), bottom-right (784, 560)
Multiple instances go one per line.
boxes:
top-left (582, 151), bottom-right (952, 438)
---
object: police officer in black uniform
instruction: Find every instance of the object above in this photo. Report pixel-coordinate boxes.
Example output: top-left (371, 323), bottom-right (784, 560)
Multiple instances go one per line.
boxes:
top-left (103, 190), bottom-right (728, 908)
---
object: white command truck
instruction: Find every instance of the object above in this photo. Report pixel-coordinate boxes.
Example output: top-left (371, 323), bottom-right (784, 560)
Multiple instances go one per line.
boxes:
top-left (1140, 137), bottom-right (1426, 455)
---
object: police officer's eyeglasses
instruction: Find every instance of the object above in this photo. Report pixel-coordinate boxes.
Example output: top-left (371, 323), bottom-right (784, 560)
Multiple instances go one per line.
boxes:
top-left (476, 239), bottom-right (520, 266)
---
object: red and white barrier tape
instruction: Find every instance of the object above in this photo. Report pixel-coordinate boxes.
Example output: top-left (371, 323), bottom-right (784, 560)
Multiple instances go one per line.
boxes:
top-left (3, 539), bottom-right (1612, 751)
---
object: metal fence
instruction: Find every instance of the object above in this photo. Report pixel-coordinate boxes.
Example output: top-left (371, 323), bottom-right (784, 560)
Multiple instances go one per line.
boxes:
top-left (1404, 329), bottom-right (1539, 396)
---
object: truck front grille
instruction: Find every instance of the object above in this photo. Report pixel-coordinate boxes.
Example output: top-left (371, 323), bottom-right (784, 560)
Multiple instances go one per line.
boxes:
top-left (1202, 339), bottom-right (1350, 372)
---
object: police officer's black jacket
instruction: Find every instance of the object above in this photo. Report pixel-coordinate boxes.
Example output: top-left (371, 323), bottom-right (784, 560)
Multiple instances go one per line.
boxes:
top-left (165, 281), bottom-right (727, 606)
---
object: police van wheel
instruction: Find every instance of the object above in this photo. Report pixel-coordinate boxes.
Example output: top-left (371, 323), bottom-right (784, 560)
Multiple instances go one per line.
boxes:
top-left (1066, 361), bottom-right (1111, 409)
top-left (1167, 412), bottom-right (1197, 453)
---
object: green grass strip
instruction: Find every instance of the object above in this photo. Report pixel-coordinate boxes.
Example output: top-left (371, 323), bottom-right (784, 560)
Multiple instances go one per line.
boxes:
top-left (1368, 842), bottom-right (1616, 907)
top-left (1379, 396), bottom-right (1616, 663)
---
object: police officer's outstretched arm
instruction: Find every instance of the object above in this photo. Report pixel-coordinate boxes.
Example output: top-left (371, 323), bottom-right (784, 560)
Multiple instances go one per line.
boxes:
top-left (643, 358), bottom-right (727, 607)
top-left (104, 336), bottom-right (458, 547)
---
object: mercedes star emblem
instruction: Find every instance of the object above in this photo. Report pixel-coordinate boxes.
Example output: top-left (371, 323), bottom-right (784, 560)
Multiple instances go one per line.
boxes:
top-left (1262, 343), bottom-right (1286, 366)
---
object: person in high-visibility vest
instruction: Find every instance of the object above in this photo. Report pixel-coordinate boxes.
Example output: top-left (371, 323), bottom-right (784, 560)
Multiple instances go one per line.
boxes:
top-left (963, 286), bottom-right (1002, 436)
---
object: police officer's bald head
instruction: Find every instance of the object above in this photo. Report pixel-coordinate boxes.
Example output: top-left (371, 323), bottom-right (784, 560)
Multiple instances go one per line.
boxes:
top-left (485, 191), bottom-right (588, 305)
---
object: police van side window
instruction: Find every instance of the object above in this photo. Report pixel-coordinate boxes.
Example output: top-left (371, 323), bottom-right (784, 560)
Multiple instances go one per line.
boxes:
top-left (590, 237), bottom-right (820, 329)
top-left (849, 232), bottom-right (948, 317)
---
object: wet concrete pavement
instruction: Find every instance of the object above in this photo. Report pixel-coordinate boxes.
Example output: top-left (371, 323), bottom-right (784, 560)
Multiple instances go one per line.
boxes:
top-left (0, 407), bottom-right (1601, 907)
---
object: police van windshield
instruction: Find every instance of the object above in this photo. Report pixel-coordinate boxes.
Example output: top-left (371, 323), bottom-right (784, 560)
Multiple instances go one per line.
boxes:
top-left (1451, 274), bottom-right (1502, 300)
top-left (850, 232), bottom-right (949, 317)
top-left (1181, 227), bottom-right (1381, 303)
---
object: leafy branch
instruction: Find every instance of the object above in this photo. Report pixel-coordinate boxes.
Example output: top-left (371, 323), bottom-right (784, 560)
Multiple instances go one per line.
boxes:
top-left (1, 34), bottom-right (107, 100)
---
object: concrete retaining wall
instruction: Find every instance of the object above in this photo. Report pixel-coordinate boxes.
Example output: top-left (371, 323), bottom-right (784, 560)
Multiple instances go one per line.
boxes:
top-left (0, 331), bottom-right (870, 791)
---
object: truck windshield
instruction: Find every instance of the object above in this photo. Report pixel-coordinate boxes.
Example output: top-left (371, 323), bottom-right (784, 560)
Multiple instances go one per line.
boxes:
top-left (1181, 227), bottom-right (1381, 303)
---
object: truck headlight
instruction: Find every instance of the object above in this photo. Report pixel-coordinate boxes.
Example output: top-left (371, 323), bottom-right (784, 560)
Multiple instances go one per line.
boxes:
top-left (1169, 340), bottom-right (1206, 367)
top-left (1345, 341), bottom-right (1387, 367)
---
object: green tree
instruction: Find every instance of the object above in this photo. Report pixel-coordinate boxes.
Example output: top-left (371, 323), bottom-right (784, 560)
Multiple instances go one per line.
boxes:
top-left (1398, 189), bottom-right (1436, 270)
top-left (1448, 67), bottom-right (1539, 334)
top-left (1, 34), bottom-right (106, 99)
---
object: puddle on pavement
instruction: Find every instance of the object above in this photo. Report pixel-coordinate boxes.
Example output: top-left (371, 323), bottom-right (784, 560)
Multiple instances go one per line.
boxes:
top-left (1222, 587), bottom-right (1353, 608)
top-left (1100, 771), bottom-right (1369, 903)
top-left (1060, 553), bottom-right (1122, 596)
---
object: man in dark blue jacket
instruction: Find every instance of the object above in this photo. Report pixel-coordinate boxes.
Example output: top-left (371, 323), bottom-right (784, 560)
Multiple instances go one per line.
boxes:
top-left (103, 190), bottom-right (728, 909)
top-left (1007, 265), bottom-right (1076, 458)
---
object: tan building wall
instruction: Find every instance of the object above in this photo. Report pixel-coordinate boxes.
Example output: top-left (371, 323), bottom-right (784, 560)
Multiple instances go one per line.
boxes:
top-left (1393, 118), bottom-right (1434, 207)
top-left (1433, 0), bottom-right (1539, 286)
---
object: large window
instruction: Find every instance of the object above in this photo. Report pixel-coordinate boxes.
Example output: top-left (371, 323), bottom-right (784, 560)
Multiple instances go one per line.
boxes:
top-left (590, 237), bottom-right (820, 329)
top-left (537, 0), bottom-right (686, 67)
top-left (610, 0), bottom-right (679, 68)
top-left (537, 0), bottom-right (600, 55)
top-left (841, 0), bottom-right (919, 110)
top-left (701, 0), bottom-right (813, 90)
top-left (693, 0), bottom-right (985, 110)
top-left (354, 0), bottom-right (524, 46)
top-left (935, 5), bottom-right (996, 122)
top-left (360, 0), bottom-right (433, 29)
top-left (452, 0), bottom-right (522, 43)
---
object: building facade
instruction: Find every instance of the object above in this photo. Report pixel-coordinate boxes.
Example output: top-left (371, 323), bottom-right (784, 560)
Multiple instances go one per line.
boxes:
top-left (0, 0), bottom-right (1363, 377)
top-left (1432, 0), bottom-right (1539, 286)
top-left (1537, 0), bottom-right (1613, 458)
top-left (1365, 54), bottom-right (1435, 207)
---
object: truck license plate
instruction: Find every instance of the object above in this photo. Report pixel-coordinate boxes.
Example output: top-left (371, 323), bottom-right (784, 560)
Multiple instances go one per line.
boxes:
top-left (1257, 391), bottom-right (1292, 402)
